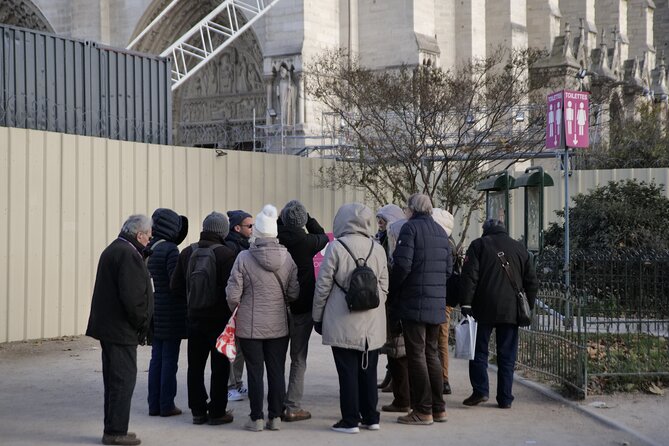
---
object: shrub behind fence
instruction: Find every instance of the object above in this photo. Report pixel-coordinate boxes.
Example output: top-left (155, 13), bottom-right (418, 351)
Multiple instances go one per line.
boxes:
top-left (495, 249), bottom-right (669, 398)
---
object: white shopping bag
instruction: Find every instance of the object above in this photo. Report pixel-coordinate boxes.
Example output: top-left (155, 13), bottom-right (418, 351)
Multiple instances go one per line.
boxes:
top-left (454, 315), bottom-right (477, 360)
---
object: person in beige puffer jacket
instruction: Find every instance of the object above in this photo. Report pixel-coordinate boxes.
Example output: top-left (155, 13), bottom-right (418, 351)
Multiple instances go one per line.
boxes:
top-left (312, 202), bottom-right (389, 434)
top-left (226, 205), bottom-right (299, 432)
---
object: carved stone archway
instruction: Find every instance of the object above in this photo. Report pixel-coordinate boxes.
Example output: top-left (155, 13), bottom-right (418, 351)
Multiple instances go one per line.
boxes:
top-left (130, 0), bottom-right (265, 149)
top-left (0, 0), bottom-right (54, 33)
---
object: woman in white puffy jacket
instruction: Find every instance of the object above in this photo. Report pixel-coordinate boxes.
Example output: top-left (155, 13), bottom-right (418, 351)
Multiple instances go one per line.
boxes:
top-left (312, 203), bottom-right (389, 434)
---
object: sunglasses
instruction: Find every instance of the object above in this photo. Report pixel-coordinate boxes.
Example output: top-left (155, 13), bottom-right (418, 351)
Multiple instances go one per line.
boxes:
top-left (239, 224), bottom-right (253, 228)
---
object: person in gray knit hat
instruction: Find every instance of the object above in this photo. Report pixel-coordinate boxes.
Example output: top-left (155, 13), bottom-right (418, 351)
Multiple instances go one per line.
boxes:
top-left (170, 211), bottom-right (236, 426)
top-left (277, 200), bottom-right (329, 422)
top-left (203, 212), bottom-right (230, 239)
top-left (281, 200), bottom-right (309, 228)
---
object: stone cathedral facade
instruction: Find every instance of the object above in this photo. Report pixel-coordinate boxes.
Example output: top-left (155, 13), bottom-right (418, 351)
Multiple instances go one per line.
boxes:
top-left (2, 0), bottom-right (668, 151)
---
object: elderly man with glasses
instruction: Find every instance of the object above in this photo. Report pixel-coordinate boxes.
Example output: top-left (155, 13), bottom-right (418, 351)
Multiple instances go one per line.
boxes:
top-left (87, 214), bottom-right (155, 446)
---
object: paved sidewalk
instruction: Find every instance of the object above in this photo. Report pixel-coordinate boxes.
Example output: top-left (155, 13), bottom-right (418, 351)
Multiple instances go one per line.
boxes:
top-left (0, 335), bottom-right (665, 446)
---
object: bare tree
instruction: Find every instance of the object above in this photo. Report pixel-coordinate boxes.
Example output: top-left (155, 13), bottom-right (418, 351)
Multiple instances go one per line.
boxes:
top-left (306, 48), bottom-right (548, 243)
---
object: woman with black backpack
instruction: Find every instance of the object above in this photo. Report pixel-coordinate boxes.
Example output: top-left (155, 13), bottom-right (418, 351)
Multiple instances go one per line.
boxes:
top-left (312, 203), bottom-right (389, 434)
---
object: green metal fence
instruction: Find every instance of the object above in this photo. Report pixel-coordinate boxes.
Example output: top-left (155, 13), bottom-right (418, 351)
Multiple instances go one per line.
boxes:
top-left (495, 249), bottom-right (669, 398)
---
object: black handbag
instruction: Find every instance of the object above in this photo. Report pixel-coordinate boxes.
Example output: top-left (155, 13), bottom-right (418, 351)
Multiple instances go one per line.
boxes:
top-left (496, 251), bottom-right (532, 327)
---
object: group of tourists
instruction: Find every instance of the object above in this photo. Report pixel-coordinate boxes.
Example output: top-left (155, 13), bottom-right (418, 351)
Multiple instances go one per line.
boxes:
top-left (85, 193), bottom-right (538, 445)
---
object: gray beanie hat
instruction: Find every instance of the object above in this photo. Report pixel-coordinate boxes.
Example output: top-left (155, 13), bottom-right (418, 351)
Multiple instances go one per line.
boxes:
top-left (202, 211), bottom-right (230, 239)
top-left (281, 200), bottom-right (308, 228)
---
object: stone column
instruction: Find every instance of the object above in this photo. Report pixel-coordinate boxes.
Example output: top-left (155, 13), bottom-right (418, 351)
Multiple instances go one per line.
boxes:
top-left (293, 72), bottom-right (305, 127)
top-left (265, 74), bottom-right (275, 123)
top-left (526, 0), bottom-right (561, 51)
top-left (486, 0), bottom-right (528, 52)
top-left (455, 0), bottom-right (486, 63)
top-left (596, 0), bottom-right (630, 61)
top-left (628, 0), bottom-right (656, 67)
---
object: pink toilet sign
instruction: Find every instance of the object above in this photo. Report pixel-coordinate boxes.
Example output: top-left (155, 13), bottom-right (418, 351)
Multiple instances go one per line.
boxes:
top-left (546, 90), bottom-right (590, 149)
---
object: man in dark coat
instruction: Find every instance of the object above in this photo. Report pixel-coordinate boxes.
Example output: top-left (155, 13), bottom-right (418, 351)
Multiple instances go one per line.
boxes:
top-left (277, 200), bottom-right (329, 422)
top-left (459, 219), bottom-right (538, 409)
top-left (146, 208), bottom-right (188, 418)
top-left (171, 212), bottom-right (236, 426)
top-left (389, 193), bottom-right (452, 425)
top-left (224, 209), bottom-right (253, 401)
top-left (86, 214), bottom-right (154, 446)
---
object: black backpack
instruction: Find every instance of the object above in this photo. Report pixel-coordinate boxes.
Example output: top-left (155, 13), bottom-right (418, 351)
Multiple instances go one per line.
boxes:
top-left (186, 243), bottom-right (221, 310)
top-left (334, 239), bottom-right (380, 312)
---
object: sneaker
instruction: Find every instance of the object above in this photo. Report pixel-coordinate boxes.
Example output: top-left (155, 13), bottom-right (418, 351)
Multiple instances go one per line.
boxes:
top-left (282, 408), bottom-right (312, 422)
top-left (462, 393), bottom-right (489, 406)
top-left (359, 422), bottom-right (380, 430)
top-left (433, 411), bottom-right (448, 422)
top-left (228, 389), bottom-right (244, 401)
top-left (101, 434), bottom-right (141, 445)
top-left (266, 417), bottom-right (281, 431)
top-left (237, 386), bottom-right (248, 397)
top-left (397, 411), bottom-right (434, 425)
top-left (208, 410), bottom-right (234, 425)
top-left (331, 420), bottom-right (359, 434)
top-left (442, 381), bottom-right (452, 395)
top-left (244, 417), bottom-right (264, 432)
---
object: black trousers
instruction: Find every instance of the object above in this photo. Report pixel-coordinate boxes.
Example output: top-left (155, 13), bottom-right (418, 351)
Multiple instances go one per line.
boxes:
top-left (238, 336), bottom-right (289, 421)
top-left (100, 341), bottom-right (137, 436)
top-left (187, 325), bottom-right (230, 418)
top-left (331, 347), bottom-right (380, 428)
top-left (402, 320), bottom-right (445, 414)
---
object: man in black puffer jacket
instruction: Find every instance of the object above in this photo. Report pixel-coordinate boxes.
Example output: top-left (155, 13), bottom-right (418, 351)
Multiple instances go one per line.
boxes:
top-left (146, 208), bottom-right (188, 418)
top-left (389, 193), bottom-right (452, 426)
top-left (459, 219), bottom-right (538, 410)
top-left (171, 212), bottom-right (236, 426)
top-left (277, 200), bottom-right (329, 422)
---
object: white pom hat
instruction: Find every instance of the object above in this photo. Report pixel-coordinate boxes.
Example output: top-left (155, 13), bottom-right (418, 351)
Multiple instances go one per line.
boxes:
top-left (253, 204), bottom-right (279, 238)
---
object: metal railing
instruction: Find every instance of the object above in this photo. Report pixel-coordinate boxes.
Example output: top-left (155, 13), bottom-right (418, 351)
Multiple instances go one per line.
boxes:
top-left (490, 249), bottom-right (669, 398)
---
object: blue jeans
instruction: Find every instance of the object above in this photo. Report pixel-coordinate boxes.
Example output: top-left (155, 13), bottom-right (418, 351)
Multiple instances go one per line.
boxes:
top-left (468, 323), bottom-right (518, 407)
top-left (148, 338), bottom-right (182, 415)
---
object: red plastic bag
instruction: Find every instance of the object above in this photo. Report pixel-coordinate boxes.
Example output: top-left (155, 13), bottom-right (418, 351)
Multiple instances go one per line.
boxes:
top-left (216, 307), bottom-right (238, 361)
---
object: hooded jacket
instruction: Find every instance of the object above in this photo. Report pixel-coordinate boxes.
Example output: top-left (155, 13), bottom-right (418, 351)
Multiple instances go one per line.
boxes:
top-left (225, 238), bottom-right (299, 339)
top-left (147, 209), bottom-right (188, 340)
top-left (86, 232), bottom-right (154, 345)
top-left (376, 204), bottom-right (407, 260)
top-left (277, 215), bottom-right (329, 315)
top-left (389, 213), bottom-right (452, 325)
top-left (460, 225), bottom-right (539, 324)
top-left (312, 203), bottom-right (389, 352)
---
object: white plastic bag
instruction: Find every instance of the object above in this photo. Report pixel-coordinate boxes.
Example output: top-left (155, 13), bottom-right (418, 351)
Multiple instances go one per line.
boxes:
top-left (454, 315), bottom-right (477, 360)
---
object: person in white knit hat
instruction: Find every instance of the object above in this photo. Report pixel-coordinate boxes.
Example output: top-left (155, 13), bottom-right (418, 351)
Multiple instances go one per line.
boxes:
top-left (226, 205), bottom-right (299, 432)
